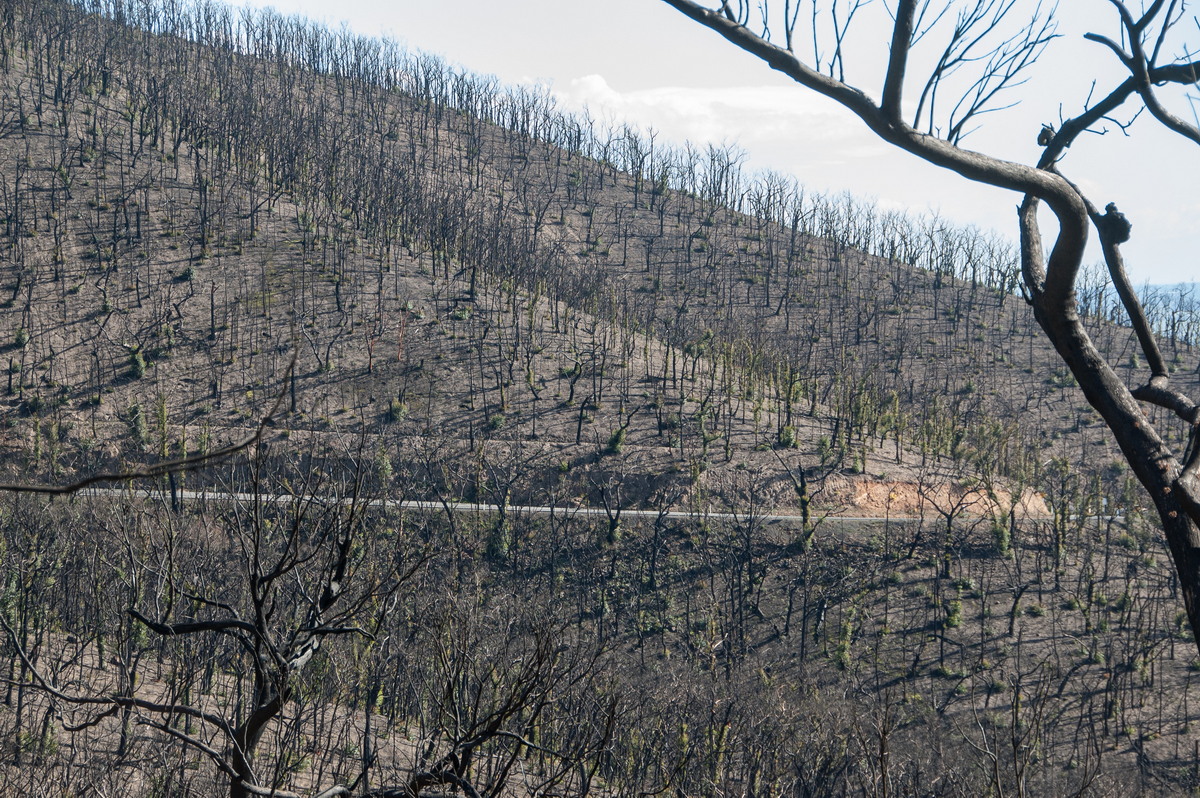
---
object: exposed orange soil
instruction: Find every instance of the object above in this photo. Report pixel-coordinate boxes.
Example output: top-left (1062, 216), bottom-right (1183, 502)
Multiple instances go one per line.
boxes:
top-left (815, 475), bottom-right (1051, 518)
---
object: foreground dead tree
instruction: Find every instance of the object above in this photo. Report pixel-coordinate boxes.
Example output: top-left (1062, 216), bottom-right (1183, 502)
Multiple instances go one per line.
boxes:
top-left (0, 367), bottom-right (421, 796)
top-left (0, 451), bottom-right (425, 798)
top-left (659, 0), bottom-right (1200, 651)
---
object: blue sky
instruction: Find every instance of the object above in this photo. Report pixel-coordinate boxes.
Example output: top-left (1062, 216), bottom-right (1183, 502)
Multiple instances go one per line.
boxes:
top-left (231, 0), bottom-right (1199, 285)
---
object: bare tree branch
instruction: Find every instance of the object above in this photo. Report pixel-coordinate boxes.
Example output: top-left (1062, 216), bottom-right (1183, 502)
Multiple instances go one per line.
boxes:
top-left (1087, 0), bottom-right (1200, 144)
top-left (138, 717), bottom-right (239, 779)
top-left (128, 607), bottom-right (261, 638)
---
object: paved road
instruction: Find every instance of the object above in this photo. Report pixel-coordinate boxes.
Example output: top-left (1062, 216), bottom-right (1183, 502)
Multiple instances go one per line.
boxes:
top-left (80, 486), bottom-right (933, 525)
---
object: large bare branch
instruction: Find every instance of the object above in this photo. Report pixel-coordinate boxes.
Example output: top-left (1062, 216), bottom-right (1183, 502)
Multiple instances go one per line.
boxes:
top-left (882, 0), bottom-right (919, 118)
top-left (128, 608), bottom-right (260, 638)
top-left (1, 609), bottom-right (237, 737)
top-left (139, 718), bottom-right (240, 779)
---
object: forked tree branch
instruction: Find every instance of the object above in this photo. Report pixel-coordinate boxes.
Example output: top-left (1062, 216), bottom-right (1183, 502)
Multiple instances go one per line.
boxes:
top-left (1085, 3), bottom-right (1200, 143)
top-left (139, 718), bottom-right (240, 778)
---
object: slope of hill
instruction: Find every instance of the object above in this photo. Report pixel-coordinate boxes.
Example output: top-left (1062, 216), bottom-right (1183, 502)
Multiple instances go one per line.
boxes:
top-left (0, 0), bottom-right (1058, 518)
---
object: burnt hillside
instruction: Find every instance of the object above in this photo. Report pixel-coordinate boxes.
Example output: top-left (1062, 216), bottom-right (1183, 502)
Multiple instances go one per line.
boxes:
top-left (0, 0), bottom-right (1193, 517)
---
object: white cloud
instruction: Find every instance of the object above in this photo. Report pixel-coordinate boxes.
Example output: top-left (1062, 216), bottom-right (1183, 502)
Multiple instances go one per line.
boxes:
top-left (551, 74), bottom-right (1198, 285)
top-left (554, 75), bottom-right (885, 162)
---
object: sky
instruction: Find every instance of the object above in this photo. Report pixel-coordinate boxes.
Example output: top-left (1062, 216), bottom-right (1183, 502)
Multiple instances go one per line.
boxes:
top-left (228, 0), bottom-right (1199, 285)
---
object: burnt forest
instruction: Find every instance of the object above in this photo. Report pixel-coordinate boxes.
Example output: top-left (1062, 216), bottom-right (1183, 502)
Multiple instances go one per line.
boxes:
top-left (3, 1), bottom-right (1200, 795)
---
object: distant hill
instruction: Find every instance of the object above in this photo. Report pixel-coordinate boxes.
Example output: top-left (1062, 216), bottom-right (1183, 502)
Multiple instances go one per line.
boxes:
top-left (0, 0), bottom-right (1189, 522)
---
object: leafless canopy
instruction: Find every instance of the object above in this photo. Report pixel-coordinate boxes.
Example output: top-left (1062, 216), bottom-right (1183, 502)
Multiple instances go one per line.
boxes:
top-left (662, 0), bottom-right (1200, 650)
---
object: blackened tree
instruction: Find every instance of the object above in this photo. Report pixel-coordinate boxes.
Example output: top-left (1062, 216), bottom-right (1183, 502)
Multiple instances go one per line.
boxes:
top-left (658, 0), bottom-right (1200, 649)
